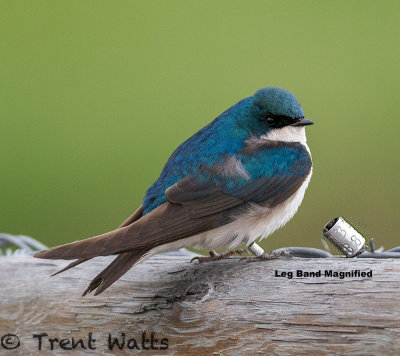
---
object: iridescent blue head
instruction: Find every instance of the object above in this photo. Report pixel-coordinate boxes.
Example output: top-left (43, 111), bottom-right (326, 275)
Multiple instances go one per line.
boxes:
top-left (245, 87), bottom-right (313, 136)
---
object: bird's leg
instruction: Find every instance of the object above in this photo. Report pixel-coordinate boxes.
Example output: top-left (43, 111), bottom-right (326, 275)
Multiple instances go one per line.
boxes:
top-left (191, 249), bottom-right (246, 263)
top-left (241, 242), bottom-right (293, 262)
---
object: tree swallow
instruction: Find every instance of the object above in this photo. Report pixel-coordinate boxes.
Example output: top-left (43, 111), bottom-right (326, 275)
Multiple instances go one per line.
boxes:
top-left (35, 87), bottom-right (313, 295)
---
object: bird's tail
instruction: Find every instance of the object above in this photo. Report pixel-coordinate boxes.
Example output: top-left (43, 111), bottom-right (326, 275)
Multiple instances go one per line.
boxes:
top-left (51, 258), bottom-right (91, 276)
top-left (45, 206), bottom-right (144, 276)
top-left (51, 250), bottom-right (149, 295)
top-left (34, 205), bottom-right (148, 295)
top-left (82, 248), bottom-right (149, 296)
top-left (40, 238), bottom-right (151, 296)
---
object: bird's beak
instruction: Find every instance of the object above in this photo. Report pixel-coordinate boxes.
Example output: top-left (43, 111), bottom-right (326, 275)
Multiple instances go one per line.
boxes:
top-left (291, 118), bottom-right (314, 127)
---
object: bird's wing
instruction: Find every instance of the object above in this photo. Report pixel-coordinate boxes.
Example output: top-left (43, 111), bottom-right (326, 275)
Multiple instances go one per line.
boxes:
top-left (118, 205), bottom-right (144, 228)
top-left (35, 143), bottom-right (311, 260)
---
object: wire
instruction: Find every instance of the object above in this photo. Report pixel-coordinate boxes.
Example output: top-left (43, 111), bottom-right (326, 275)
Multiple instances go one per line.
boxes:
top-left (272, 241), bottom-right (400, 259)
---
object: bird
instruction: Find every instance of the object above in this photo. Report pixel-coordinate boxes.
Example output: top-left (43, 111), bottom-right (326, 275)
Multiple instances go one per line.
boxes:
top-left (35, 87), bottom-right (313, 296)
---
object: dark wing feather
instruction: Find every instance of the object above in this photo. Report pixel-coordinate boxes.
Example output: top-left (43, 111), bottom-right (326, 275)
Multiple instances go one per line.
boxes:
top-left (166, 177), bottom-right (244, 217)
top-left (233, 175), bottom-right (306, 206)
top-left (118, 205), bottom-right (144, 228)
top-left (35, 169), bottom-right (310, 261)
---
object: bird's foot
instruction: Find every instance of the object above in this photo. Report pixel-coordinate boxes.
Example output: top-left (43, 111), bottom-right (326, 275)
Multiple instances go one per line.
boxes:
top-left (241, 249), bottom-right (293, 263)
top-left (191, 249), bottom-right (246, 263)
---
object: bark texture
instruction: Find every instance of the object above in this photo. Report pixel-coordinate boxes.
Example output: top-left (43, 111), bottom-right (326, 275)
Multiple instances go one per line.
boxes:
top-left (1, 252), bottom-right (400, 355)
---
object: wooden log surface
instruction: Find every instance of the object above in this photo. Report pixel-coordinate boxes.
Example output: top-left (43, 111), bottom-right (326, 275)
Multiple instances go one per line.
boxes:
top-left (1, 251), bottom-right (400, 355)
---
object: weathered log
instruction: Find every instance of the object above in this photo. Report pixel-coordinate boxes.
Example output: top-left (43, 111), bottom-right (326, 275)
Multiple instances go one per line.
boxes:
top-left (1, 251), bottom-right (400, 355)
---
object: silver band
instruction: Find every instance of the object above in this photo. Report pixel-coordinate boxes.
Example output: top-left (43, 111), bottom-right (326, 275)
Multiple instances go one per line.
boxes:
top-left (323, 217), bottom-right (366, 257)
top-left (248, 242), bottom-right (265, 257)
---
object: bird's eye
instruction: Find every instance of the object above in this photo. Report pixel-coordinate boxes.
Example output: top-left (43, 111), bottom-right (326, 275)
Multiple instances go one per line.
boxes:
top-left (264, 117), bottom-right (277, 126)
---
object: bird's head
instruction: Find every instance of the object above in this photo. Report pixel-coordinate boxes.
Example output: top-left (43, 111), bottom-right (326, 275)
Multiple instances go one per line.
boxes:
top-left (245, 87), bottom-right (313, 142)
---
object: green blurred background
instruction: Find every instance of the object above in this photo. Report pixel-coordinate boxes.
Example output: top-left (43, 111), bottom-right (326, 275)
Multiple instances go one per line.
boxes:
top-left (1, 1), bottom-right (399, 253)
